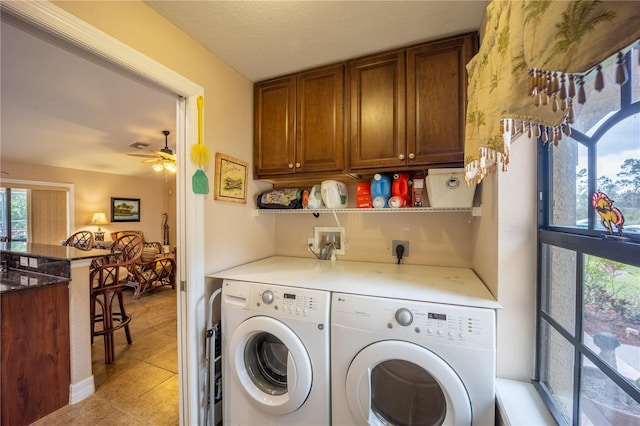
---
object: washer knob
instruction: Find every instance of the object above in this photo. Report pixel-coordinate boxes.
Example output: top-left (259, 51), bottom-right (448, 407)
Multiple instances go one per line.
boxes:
top-left (395, 308), bottom-right (413, 326)
top-left (262, 290), bottom-right (275, 304)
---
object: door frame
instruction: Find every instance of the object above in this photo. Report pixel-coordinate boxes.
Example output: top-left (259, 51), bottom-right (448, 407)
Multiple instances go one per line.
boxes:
top-left (1, 2), bottom-right (204, 424)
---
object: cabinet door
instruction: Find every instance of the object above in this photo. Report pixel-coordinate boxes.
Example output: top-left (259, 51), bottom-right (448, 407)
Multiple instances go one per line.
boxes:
top-left (1, 283), bottom-right (70, 425)
top-left (254, 76), bottom-right (296, 177)
top-left (407, 34), bottom-right (477, 166)
top-left (349, 51), bottom-right (406, 170)
top-left (297, 64), bottom-right (345, 173)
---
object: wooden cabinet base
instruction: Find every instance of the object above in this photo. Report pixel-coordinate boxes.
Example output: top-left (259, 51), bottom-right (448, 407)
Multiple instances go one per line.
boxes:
top-left (1, 283), bottom-right (70, 426)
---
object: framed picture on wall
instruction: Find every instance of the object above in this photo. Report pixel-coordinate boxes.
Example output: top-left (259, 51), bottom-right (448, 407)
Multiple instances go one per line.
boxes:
top-left (214, 153), bottom-right (248, 204)
top-left (111, 197), bottom-right (141, 222)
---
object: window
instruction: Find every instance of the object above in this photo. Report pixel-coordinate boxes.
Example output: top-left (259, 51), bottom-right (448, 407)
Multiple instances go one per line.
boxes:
top-left (0, 187), bottom-right (28, 241)
top-left (0, 183), bottom-right (70, 244)
top-left (536, 49), bottom-right (640, 425)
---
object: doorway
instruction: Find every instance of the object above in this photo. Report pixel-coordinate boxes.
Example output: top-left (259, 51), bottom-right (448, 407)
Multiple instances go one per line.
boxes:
top-left (0, 2), bottom-right (205, 424)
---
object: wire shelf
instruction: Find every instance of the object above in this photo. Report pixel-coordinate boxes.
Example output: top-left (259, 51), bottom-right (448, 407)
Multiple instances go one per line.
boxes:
top-left (253, 206), bottom-right (482, 216)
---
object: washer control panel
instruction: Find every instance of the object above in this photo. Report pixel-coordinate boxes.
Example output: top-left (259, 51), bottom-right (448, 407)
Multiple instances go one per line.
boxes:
top-left (332, 292), bottom-right (495, 350)
top-left (243, 282), bottom-right (329, 323)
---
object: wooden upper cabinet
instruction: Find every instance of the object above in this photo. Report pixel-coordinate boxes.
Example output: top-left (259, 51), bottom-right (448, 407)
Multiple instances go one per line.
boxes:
top-left (253, 32), bottom-right (477, 181)
top-left (349, 32), bottom-right (477, 171)
top-left (254, 64), bottom-right (344, 178)
top-left (297, 64), bottom-right (345, 173)
top-left (407, 33), bottom-right (477, 166)
top-left (254, 76), bottom-right (296, 177)
top-left (349, 51), bottom-right (406, 170)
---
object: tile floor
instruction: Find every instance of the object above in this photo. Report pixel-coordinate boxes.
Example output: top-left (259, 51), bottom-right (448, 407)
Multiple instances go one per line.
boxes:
top-left (34, 286), bottom-right (179, 425)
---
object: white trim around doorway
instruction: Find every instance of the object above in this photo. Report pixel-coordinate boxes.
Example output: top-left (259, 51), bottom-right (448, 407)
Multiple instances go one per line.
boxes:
top-left (0, 3), bottom-right (204, 425)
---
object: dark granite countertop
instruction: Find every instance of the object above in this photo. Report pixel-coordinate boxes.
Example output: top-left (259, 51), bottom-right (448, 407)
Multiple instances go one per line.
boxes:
top-left (1, 242), bottom-right (110, 261)
top-left (0, 268), bottom-right (70, 293)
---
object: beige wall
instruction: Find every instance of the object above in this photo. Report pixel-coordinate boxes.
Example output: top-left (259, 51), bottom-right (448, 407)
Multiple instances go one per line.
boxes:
top-left (53, 0), bottom-right (275, 273)
top-left (275, 201), bottom-right (478, 267)
top-left (1, 159), bottom-right (175, 244)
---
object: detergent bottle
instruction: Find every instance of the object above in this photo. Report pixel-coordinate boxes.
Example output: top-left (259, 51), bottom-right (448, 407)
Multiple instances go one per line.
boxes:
top-left (307, 185), bottom-right (324, 209)
top-left (391, 173), bottom-right (410, 207)
top-left (370, 174), bottom-right (391, 208)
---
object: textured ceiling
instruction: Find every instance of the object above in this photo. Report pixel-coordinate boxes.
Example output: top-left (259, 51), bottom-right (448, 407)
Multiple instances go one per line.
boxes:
top-left (1, 1), bottom-right (486, 178)
top-left (146, 1), bottom-right (487, 82)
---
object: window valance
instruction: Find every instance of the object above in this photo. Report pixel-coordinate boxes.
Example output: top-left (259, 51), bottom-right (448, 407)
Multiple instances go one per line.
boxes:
top-left (464, 0), bottom-right (640, 184)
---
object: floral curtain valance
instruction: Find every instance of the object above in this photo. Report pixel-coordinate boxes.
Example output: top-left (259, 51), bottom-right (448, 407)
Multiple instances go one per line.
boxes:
top-left (464, 0), bottom-right (640, 185)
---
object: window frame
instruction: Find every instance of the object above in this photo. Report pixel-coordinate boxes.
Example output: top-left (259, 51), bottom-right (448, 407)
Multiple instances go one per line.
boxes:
top-left (535, 50), bottom-right (640, 425)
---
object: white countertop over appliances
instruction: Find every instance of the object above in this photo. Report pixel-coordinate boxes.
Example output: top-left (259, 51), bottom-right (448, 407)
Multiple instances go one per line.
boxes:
top-left (212, 256), bottom-right (500, 310)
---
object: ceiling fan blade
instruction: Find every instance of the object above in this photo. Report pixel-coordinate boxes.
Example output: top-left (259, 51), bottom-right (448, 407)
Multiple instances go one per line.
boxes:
top-left (152, 150), bottom-right (176, 161)
top-left (127, 152), bottom-right (158, 158)
top-left (141, 158), bottom-right (161, 163)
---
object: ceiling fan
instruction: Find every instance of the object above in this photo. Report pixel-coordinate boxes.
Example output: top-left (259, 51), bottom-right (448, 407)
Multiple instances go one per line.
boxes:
top-left (127, 130), bottom-right (177, 172)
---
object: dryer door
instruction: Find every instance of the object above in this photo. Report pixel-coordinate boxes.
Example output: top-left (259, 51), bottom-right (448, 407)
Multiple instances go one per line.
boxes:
top-left (346, 340), bottom-right (471, 426)
top-left (228, 316), bottom-right (313, 416)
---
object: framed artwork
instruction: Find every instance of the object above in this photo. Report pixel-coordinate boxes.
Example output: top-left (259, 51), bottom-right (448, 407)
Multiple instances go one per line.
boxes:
top-left (214, 153), bottom-right (248, 204)
top-left (111, 197), bottom-right (141, 222)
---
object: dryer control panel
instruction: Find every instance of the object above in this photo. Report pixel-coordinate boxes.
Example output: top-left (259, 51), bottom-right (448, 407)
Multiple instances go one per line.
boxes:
top-left (332, 292), bottom-right (495, 351)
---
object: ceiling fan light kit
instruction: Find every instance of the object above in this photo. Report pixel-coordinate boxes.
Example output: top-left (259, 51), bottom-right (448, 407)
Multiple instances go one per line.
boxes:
top-left (127, 130), bottom-right (177, 174)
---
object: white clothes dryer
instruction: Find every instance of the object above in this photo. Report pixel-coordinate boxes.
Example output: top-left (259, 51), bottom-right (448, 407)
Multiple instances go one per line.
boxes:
top-left (331, 292), bottom-right (496, 426)
top-left (221, 279), bottom-right (331, 426)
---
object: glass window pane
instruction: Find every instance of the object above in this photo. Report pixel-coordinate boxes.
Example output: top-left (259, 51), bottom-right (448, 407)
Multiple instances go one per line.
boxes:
top-left (0, 188), bottom-right (7, 240)
top-left (542, 244), bottom-right (576, 333)
top-left (539, 320), bottom-right (575, 424)
top-left (633, 48), bottom-right (640, 105)
top-left (551, 136), bottom-right (580, 227)
top-left (10, 189), bottom-right (27, 242)
top-left (581, 361), bottom-right (640, 425)
top-left (572, 54), bottom-right (621, 135)
top-left (583, 255), bottom-right (640, 375)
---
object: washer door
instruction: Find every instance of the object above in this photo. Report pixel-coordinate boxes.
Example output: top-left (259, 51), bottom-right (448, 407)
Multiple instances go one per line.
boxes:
top-left (228, 316), bottom-right (312, 416)
top-left (346, 341), bottom-right (471, 426)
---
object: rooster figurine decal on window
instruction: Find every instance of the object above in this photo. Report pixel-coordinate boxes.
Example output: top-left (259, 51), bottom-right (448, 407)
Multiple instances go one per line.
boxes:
top-left (592, 192), bottom-right (625, 236)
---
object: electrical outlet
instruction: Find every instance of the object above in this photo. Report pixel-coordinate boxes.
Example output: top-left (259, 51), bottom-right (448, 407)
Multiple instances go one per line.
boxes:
top-left (20, 256), bottom-right (28, 267)
top-left (28, 257), bottom-right (38, 268)
top-left (392, 240), bottom-right (409, 258)
top-left (308, 238), bottom-right (315, 248)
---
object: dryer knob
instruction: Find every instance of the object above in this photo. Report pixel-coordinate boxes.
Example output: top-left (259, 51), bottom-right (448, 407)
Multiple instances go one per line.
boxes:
top-left (395, 308), bottom-right (413, 326)
top-left (262, 290), bottom-right (275, 304)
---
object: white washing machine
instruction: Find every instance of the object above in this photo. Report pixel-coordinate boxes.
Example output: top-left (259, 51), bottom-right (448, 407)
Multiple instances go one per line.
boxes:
top-left (221, 279), bottom-right (331, 426)
top-left (331, 292), bottom-right (496, 426)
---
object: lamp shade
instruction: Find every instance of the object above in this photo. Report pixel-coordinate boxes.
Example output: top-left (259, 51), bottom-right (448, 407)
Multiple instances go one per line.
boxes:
top-left (91, 212), bottom-right (109, 225)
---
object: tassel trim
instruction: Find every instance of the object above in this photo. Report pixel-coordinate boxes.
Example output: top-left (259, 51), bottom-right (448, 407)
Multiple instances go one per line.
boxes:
top-left (527, 49), bottom-right (630, 136)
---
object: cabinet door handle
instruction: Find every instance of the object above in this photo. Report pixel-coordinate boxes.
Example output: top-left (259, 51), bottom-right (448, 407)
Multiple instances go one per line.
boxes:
top-left (288, 163), bottom-right (294, 169)
top-left (295, 162), bottom-right (301, 168)
top-left (398, 154), bottom-right (405, 160)
top-left (408, 153), bottom-right (415, 160)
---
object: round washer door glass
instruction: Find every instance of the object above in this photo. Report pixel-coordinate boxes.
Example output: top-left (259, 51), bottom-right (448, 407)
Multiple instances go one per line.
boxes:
top-left (244, 332), bottom-right (288, 395)
top-left (229, 316), bottom-right (313, 416)
top-left (346, 341), bottom-right (471, 426)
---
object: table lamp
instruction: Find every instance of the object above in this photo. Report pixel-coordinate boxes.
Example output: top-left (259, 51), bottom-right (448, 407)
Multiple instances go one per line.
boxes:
top-left (91, 212), bottom-right (109, 241)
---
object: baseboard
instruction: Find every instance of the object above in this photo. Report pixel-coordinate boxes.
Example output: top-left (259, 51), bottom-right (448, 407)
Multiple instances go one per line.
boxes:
top-left (69, 375), bottom-right (95, 404)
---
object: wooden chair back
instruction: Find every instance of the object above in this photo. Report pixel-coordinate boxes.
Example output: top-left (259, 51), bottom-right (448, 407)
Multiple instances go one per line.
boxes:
top-left (63, 230), bottom-right (94, 250)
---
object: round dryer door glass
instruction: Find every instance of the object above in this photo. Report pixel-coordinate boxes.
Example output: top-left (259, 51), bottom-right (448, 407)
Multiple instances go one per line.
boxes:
top-left (371, 360), bottom-right (446, 425)
top-left (346, 341), bottom-right (471, 425)
top-left (245, 332), bottom-right (288, 395)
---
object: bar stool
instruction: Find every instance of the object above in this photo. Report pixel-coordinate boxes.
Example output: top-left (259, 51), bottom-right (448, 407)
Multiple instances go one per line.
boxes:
top-left (89, 234), bottom-right (143, 364)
